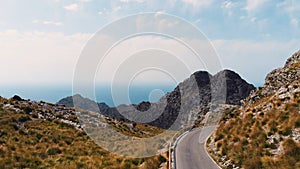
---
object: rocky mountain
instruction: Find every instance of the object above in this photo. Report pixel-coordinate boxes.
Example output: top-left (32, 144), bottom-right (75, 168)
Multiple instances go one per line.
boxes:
top-left (208, 51), bottom-right (300, 169)
top-left (57, 94), bottom-right (123, 120)
top-left (57, 94), bottom-right (102, 113)
top-left (58, 69), bottom-right (254, 129)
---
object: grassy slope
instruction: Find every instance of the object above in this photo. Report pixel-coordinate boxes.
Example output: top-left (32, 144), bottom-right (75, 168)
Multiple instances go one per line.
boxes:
top-left (213, 102), bottom-right (300, 169)
top-left (208, 54), bottom-right (300, 169)
top-left (0, 107), bottom-right (166, 169)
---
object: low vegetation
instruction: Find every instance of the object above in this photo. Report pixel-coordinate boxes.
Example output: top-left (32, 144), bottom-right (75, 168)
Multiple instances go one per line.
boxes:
top-left (214, 101), bottom-right (300, 169)
top-left (208, 51), bottom-right (300, 169)
top-left (209, 90), bottom-right (300, 169)
top-left (0, 97), bottom-right (166, 168)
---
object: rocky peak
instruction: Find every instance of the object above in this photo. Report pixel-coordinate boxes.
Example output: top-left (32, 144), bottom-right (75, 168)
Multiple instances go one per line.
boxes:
top-left (134, 101), bottom-right (151, 112)
top-left (285, 50), bottom-right (300, 67)
top-left (192, 71), bottom-right (212, 88)
top-left (213, 69), bottom-right (255, 105)
top-left (57, 94), bottom-right (99, 113)
top-left (12, 95), bottom-right (25, 101)
top-left (244, 51), bottom-right (300, 106)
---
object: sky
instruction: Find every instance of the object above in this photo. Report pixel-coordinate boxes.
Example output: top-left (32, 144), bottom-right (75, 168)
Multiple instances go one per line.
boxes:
top-left (0, 0), bottom-right (300, 88)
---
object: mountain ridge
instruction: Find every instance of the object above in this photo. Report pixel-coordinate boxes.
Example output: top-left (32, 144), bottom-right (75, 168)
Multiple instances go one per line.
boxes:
top-left (58, 69), bottom-right (255, 129)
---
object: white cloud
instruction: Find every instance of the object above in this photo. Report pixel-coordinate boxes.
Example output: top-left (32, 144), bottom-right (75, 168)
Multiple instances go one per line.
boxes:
top-left (0, 30), bottom-right (91, 85)
top-left (32, 20), bottom-right (39, 24)
top-left (32, 20), bottom-right (62, 26)
top-left (222, 1), bottom-right (236, 16)
top-left (94, 36), bottom-right (214, 84)
top-left (93, 37), bottom-right (300, 85)
top-left (120, 0), bottom-right (145, 3)
top-left (278, 1), bottom-right (300, 28)
top-left (181, 0), bottom-right (213, 9)
top-left (244, 0), bottom-right (269, 13)
top-left (0, 29), bottom-right (298, 87)
top-left (0, 21), bottom-right (5, 27)
top-left (194, 19), bottom-right (201, 24)
top-left (43, 21), bottom-right (62, 26)
top-left (277, 0), bottom-right (300, 14)
top-left (250, 17), bottom-right (257, 22)
top-left (291, 18), bottom-right (298, 27)
top-left (79, 0), bottom-right (92, 2)
top-left (154, 11), bottom-right (165, 17)
top-left (98, 8), bottom-right (108, 15)
top-left (222, 1), bottom-right (235, 10)
top-left (64, 3), bottom-right (79, 12)
top-left (112, 6), bottom-right (122, 13)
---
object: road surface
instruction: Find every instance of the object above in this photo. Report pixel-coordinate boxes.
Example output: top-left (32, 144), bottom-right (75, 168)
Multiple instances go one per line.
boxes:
top-left (175, 126), bottom-right (221, 169)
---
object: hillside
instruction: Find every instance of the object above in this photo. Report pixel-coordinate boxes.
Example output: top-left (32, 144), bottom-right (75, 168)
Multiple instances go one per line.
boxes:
top-left (58, 69), bottom-right (255, 129)
top-left (0, 96), bottom-right (166, 169)
top-left (208, 51), bottom-right (300, 169)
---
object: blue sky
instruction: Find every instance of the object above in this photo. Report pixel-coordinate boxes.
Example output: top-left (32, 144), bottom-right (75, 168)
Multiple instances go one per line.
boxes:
top-left (0, 0), bottom-right (299, 87)
top-left (1, 0), bottom-right (299, 40)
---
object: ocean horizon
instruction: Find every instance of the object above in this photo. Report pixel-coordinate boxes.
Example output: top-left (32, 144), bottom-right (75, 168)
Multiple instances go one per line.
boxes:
top-left (0, 84), bottom-right (176, 107)
top-left (0, 82), bottom-right (263, 107)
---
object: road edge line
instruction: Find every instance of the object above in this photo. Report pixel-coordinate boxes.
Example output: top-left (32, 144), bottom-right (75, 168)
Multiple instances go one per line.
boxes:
top-left (203, 125), bottom-right (222, 169)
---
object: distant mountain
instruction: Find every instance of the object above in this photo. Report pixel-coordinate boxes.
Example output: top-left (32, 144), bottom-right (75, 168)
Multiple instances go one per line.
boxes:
top-left (57, 94), bottom-right (122, 119)
top-left (58, 94), bottom-right (100, 112)
top-left (58, 69), bottom-right (254, 129)
top-left (208, 51), bottom-right (300, 169)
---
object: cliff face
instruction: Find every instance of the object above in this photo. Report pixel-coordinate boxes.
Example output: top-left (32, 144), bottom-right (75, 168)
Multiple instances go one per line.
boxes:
top-left (214, 70), bottom-right (255, 105)
top-left (58, 69), bottom-right (254, 129)
top-left (209, 51), bottom-right (300, 169)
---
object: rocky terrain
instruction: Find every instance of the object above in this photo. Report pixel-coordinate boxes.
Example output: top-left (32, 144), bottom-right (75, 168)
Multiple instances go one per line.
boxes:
top-left (0, 96), bottom-right (167, 168)
top-left (58, 69), bottom-right (255, 129)
top-left (208, 51), bottom-right (300, 169)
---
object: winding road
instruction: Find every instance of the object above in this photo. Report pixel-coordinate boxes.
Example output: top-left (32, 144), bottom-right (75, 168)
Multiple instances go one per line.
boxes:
top-left (175, 126), bottom-right (221, 169)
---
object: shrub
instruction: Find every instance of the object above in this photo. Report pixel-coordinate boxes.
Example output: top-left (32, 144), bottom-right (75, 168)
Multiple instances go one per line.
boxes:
top-left (47, 147), bottom-right (62, 155)
top-left (295, 121), bottom-right (300, 127)
top-left (243, 157), bottom-right (262, 169)
top-left (215, 134), bottom-right (224, 141)
top-left (217, 142), bottom-right (222, 148)
top-left (18, 115), bottom-right (30, 123)
top-left (282, 128), bottom-right (292, 136)
top-left (23, 107), bottom-right (33, 114)
top-left (283, 139), bottom-right (300, 159)
top-left (158, 155), bottom-right (167, 163)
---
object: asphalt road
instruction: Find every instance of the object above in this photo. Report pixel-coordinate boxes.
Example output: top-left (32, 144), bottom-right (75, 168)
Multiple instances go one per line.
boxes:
top-left (175, 126), bottom-right (221, 169)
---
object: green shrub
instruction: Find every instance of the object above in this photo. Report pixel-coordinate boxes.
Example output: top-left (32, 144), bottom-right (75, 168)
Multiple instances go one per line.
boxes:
top-left (158, 155), bottom-right (166, 163)
top-left (18, 115), bottom-right (30, 123)
top-left (282, 128), bottom-right (292, 136)
top-left (47, 147), bottom-right (62, 155)
top-left (295, 121), bottom-right (300, 127)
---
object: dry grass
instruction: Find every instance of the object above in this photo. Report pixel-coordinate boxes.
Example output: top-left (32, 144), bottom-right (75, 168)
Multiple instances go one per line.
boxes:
top-left (212, 95), bottom-right (300, 169)
top-left (0, 105), bottom-right (166, 168)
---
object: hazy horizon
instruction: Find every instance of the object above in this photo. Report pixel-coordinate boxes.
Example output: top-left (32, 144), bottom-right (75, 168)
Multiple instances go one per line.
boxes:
top-left (0, 84), bottom-right (176, 106)
top-left (0, 80), bottom-right (264, 107)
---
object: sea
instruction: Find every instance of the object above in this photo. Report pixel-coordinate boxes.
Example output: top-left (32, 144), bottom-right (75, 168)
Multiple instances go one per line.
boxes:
top-left (0, 84), bottom-right (176, 107)
top-left (0, 83), bottom-right (262, 107)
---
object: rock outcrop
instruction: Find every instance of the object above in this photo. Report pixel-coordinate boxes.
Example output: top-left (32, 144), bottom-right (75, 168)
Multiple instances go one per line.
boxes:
top-left (209, 50), bottom-right (300, 169)
top-left (58, 69), bottom-right (254, 129)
